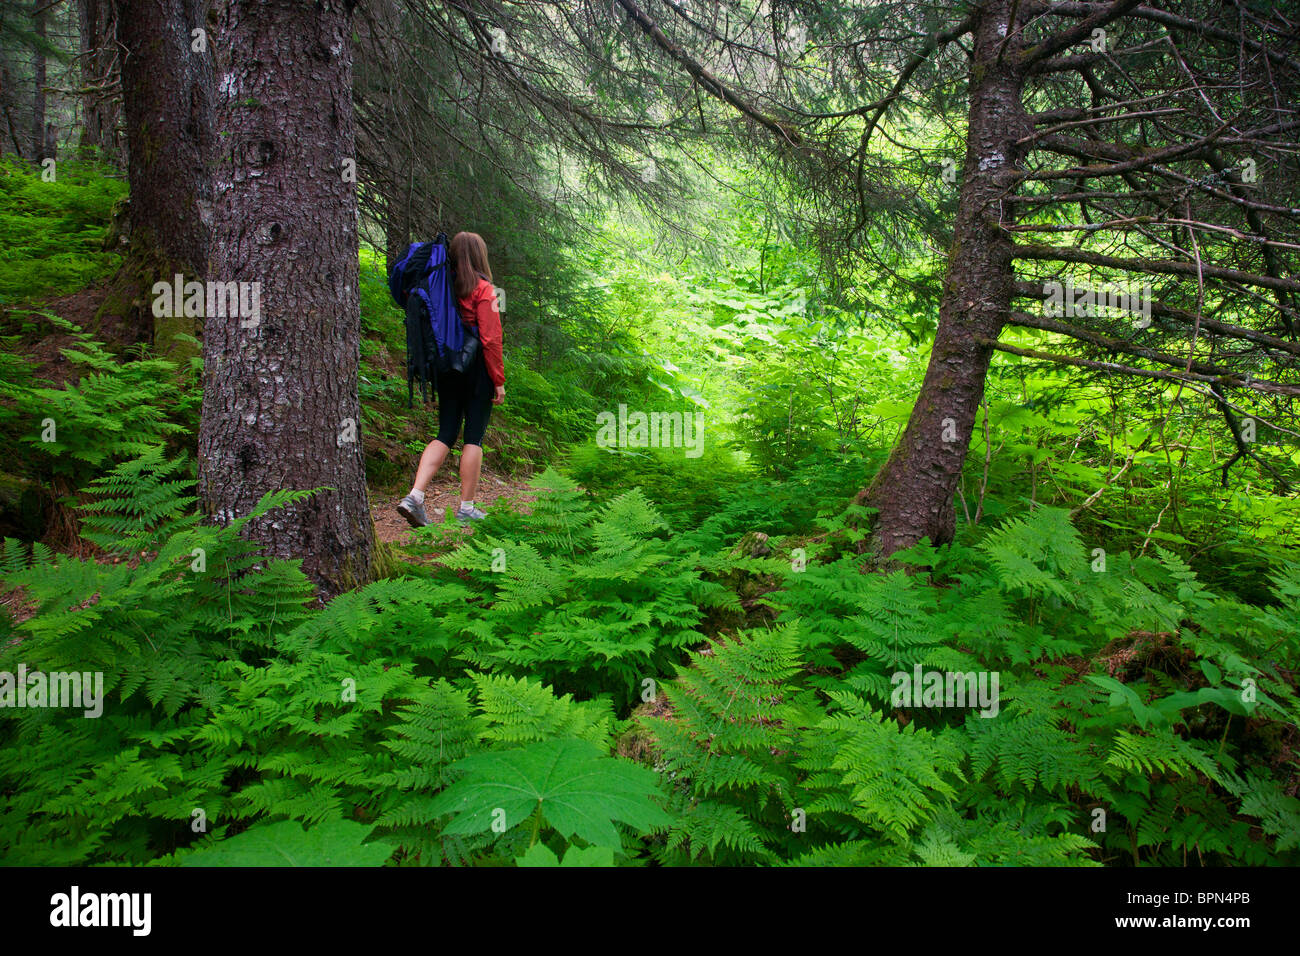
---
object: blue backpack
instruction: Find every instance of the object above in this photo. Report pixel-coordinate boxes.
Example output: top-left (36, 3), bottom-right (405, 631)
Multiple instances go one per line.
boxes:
top-left (389, 236), bottom-right (481, 406)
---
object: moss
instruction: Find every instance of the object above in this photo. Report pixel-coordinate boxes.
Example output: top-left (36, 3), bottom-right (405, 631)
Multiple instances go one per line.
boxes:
top-left (368, 538), bottom-right (403, 581)
top-left (97, 234), bottom-right (200, 365)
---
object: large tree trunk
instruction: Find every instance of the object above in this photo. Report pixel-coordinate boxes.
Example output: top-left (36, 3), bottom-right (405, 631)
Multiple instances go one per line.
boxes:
top-left (858, 0), bottom-right (1029, 557)
top-left (77, 0), bottom-right (120, 162)
top-left (30, 2), bottom-right (47, 162)
top-left (199, 0), bottom-right (375, 598)
top-left (105, 0), bottom-right (213, 353)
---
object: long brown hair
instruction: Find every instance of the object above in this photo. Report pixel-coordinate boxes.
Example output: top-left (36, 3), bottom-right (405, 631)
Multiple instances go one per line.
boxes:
top-left (450, 231), bottom-right (493, 301)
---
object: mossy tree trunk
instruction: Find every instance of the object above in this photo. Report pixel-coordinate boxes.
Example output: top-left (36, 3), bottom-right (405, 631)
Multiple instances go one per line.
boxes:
top-left (105, 0), bottom-right (213, 356)
top-left (198, 0), bottom-right (374, 598)
top-left (857, 0), bottom-right (1030, 557)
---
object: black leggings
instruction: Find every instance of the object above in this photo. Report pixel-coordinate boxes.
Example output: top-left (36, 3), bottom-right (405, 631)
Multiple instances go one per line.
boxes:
top-left (435, 365), bottom-right (493, 447)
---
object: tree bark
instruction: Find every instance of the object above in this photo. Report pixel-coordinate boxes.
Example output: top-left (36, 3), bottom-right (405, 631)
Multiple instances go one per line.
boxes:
top-left (77, 0), bottom-right (121, 162)
top-left (857, 0), bottom-right (1030, 557)
top-left (30, 2), bottom-right (47, 162)
top-left (107, 0), bottom-right (214, 352)
top-left (198, 0), bottom-right (374, 598)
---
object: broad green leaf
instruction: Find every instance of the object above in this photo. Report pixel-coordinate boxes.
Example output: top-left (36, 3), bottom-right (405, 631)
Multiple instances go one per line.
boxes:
top-left (180, 819), bottom-right (393, 867)
top-left (515, 843), bottom-right (561, 867)
top-left (515, 843), bottom-right (617, 867)
top-left (427, 737), bottom-right (672, 847)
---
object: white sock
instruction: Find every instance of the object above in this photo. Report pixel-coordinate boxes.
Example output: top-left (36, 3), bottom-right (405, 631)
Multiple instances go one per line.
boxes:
top-left (459, 500), bottom-right (474, 512)
top-left (408, 489), bottom-right (425, 504)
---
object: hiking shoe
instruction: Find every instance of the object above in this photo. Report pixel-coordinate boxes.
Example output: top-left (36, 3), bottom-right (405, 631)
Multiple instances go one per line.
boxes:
top-left (396, 495), bottom-right (429, 528)
top-left (455, 504), bottom-right (488, 522)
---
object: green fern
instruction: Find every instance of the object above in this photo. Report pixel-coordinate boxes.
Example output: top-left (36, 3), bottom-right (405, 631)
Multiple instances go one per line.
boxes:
top-left (639, 624), bottom-right (805, 864)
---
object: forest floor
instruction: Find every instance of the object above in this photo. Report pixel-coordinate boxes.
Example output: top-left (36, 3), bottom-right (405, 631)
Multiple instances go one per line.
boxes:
top-left (18, 288), bottom-right (109, 385)
top-left (369, 468), bottom-right (538, 545)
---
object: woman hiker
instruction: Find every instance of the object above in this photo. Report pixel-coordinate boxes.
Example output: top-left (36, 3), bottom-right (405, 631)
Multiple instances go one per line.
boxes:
top-left (397, 231), bottom-right (505, 526)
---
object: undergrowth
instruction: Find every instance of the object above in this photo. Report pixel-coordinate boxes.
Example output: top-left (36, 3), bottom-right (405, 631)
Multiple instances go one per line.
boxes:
top-left (1, 449), bottom-right (1296, 866)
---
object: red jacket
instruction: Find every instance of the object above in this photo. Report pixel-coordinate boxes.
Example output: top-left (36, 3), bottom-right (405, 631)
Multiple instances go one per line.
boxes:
top-left (457, 277), bottom-right (505, 387)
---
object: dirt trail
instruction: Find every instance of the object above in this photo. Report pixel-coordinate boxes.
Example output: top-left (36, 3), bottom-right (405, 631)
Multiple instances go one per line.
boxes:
top-left (370, 468), bottom-right (537, 545)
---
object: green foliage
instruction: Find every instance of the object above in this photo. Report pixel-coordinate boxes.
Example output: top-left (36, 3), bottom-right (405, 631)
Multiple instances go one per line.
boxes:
top-left (3, 203), bottom-right (1300, 870)
top-left (358, 246), bottom-right (405, 357)
top-left (0, 318), bottom-right (199, 544)
top-left (1, 441), bottom-right (1298, 868)
top-left (563, 439), bottom-right (748, 529)
top-left (432, 468), bottom-right (732, 709)
top-left (0, 456), bottom-right (680, 866)
top-left (77, 445), bottom-right (198, 554)
top-left (964, 362), bottom-right (1300, 596)
top-left (807, 691), bottom-right (966, 842)
top-left (427, 737), bottom-right (672, 849)
top-left (765, 505), bottom-right (1300, 865)
top-left (504, 364), bottom-right (598, 447)
top-left (640, 625), bottom-right (806, 865)
top-left (471, 672), bottom-right (614, 747)
top-left (0, 320), bottom-right (191, 469)
top-left (6, 66), bottom-right (1298, 872)
top-left (515, 842), bottom-right (616, 867)
top-left (0, 156), bottom-right (127, 304)
top-left (180, 819), bottom-right (395, 867)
